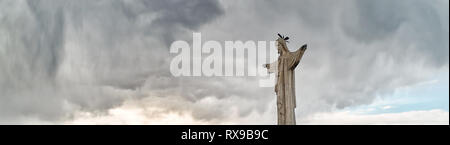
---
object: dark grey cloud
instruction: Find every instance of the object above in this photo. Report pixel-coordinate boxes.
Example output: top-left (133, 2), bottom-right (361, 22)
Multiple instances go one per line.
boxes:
top-left (342, 0), bottom-right (448, 66)
top-left (196, 0), bottom-right (448, 121)
top-left (0, 0), bottom-right (223, 123)
top-left (134, 0), bottom-right (448, 123)
top-left (0, 0), bottom-right (447, 124)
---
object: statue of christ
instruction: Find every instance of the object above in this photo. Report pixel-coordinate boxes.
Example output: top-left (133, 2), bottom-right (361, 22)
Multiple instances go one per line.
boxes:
top-left (264, 34), bottom-right (307, 125)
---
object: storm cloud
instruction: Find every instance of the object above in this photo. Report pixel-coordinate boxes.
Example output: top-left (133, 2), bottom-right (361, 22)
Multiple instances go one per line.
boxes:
top-left (0, 0), bottom-right (448, 124)
top-left (0, 0), bottom-right (224, 123)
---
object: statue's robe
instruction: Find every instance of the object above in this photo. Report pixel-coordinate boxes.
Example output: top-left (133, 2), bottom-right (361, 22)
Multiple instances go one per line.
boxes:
top-left (267, 48), bottom-right (306, 125)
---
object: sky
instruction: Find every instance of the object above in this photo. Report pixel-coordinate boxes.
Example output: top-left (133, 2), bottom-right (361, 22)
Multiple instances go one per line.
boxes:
top-left (0, 0), bottom-right (448, 124)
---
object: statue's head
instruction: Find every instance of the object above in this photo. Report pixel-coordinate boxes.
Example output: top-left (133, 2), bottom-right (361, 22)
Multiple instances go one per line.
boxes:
top-left (276, 33), bottom-right (289, 54)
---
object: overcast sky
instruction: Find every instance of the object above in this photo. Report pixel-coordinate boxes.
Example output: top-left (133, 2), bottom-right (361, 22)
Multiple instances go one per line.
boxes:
top-left (0, 0), bottom-right (448, 124)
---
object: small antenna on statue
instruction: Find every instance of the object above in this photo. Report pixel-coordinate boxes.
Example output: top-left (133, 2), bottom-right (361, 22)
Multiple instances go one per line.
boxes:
top-left (277, 33), bottom-right (290, 42)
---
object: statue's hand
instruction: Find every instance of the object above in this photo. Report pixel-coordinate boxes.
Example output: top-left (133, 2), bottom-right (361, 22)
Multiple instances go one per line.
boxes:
top-left (301, 44), bottom-right (307, 51)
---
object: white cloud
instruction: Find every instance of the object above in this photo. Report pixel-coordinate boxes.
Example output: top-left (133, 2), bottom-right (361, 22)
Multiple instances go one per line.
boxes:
top-left (299, 109), bottom-right (449, 125)
top-left (67, 99), bottom-right (449, 125)
top-left (66, 96), bottom-right (277, 125)
top-left (382, 106), bottom-right (392, 110)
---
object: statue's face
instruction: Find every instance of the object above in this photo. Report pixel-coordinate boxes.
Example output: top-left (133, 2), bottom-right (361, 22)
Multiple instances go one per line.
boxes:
top-left (277, 42), bottom-right (282, 54)
top-left (276, 38), bottom-right (284, 54)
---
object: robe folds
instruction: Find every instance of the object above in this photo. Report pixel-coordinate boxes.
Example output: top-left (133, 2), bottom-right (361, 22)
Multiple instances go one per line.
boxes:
top-left (267, 47), bottom-right (306, 125)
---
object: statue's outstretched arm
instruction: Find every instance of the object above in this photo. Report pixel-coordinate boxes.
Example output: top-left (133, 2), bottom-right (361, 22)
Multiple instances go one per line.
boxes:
top-left (289, 44), bottom-right (307, 69)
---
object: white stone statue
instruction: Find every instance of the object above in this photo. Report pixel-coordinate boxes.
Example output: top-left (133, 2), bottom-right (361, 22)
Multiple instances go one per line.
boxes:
top-left (264, 34), bottom-right (307, 125)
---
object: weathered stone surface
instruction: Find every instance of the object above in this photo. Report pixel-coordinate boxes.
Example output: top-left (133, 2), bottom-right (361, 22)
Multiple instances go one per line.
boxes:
top-left (265, 34), bottom-right (307, 125)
